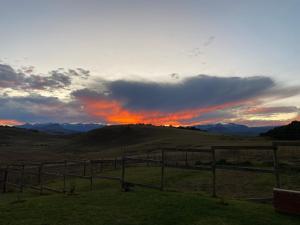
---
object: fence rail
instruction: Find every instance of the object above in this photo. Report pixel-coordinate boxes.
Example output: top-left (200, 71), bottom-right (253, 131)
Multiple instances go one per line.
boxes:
top-left (0, 142), bottom-right (299, 199)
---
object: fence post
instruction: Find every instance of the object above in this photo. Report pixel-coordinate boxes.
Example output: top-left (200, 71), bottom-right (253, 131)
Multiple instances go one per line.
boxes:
top-left (211, 147), bottom-right (217, 197)
top-left (90, 160), bottom-right (93, 190)
top-left (2, 168), bottom-right (8, 193)
top-left (38, 164), bottom-right (42, 185)
top-left (63, 160), bottom-right (67, 193)
top-left (185, 151), bottom-right (188, 167)
top-left (272, 144), bottom-right (281, 188)
top-left (114, 157), bottom-right (117, 169)
top-left (147, 152), bottom-right (150, 167)
top-left (20, 164), bottom-right (25, 193)
top-left (121, 156), bottom-right (126, 190)
top-left (160, 149), bottom-right (165, 191)
top-left (83, 161), bottom-right (87, 176)
top-left (100, 158), bottom-right (103, 173)
top-left (39, 163), bottom-right (44, 195)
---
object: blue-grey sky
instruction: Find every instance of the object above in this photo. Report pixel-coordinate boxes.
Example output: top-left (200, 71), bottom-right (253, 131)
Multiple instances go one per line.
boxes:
top-left (0, 0), bottom-right (300, 126)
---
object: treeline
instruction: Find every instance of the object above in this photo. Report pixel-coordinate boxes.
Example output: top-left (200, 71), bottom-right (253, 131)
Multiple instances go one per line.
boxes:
top-left (261, 121), bottom-right (300, 140)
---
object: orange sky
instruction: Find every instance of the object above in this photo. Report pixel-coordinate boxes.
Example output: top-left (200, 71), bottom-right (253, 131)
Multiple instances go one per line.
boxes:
top-left (0, 119), bottom-right (23, 126)
top-left (79, 97), bottom-right (247, 126)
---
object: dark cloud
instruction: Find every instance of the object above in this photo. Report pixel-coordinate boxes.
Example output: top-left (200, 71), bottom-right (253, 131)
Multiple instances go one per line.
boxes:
top-left (24, 72), bottom-right (71, 90)
top-left (0, 94), bottom-right (91, 123)
top-left (0, 64), bottom-right (89, 91)
top-left (1, 70), bottom-right (300, 125)
top-left (68, 68), bottom-right (90, 79)
top-left (70, 75), bottom-right (300, 125)
top-left (89, 75), bottom-right (275, 111)
top-left (72, 88), bottom-right (104, 99)
top-left (0, 64), bottom-right (25, 87)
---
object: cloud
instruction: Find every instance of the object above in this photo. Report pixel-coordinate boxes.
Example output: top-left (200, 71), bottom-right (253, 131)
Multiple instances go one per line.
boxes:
top-left (96, 75), bottom-right (275, 112)
top-left (0, 64), bottom-right (89, 91)
top-left (1, 68), bottom-right (300, 126)
top-left (0, 64), bottom-right (25, 88)
top-left (0, 94), bottom-right (91, 123)
top-left (203, 36), bottom-right (215, 47)
top-left (71, 75), bottom-right (292, 125)
top-left (68, 68), bottom-right (90, 79)
top-left (244, 106), bottom-right (300, 115)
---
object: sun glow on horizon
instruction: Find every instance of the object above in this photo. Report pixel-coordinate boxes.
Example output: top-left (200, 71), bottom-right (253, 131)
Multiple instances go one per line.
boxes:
top-left (77, 97), bottom-right (250, 126)
top-left (0, 119), bottom-right (23, 126)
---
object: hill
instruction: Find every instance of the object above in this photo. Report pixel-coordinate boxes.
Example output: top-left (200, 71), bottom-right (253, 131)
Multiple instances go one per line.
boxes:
top-left (261, 121), bottom-right (300, 140)
top-left (195, 123), bottom-right (275, 136)
top-left (0, 124), bottom-right (269, 161)
top-left (0, 126), bottom-right (49, 144)
top-left (0, 126), bottom-right (68, 162)
top-left (66, 124), bottom-right (267, 156)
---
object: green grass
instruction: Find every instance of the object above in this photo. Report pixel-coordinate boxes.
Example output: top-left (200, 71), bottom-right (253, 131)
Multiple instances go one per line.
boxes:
top-left (0, 179), bottom-right (299, 225)
top-left (93, 166), bottom-right (300, 198)
top-left (1, 165), bottom-right (300, 225)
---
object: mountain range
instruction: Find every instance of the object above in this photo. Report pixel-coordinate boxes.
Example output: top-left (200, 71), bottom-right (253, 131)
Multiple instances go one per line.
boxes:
top-left (16, 123), bottom-right (104, 135)
top-left (194, 123), bottom-right (276, 136)
top-left (15, 122), bottom-right (276, 136)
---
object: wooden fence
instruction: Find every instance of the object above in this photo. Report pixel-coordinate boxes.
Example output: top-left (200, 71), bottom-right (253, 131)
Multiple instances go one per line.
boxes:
top-left (1, 141), bottom-right (299, 198)
top-left (0, 159), bottom-right (123, 194)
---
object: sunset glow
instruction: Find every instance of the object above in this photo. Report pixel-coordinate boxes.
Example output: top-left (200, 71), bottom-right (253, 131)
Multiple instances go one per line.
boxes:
top-left (78, 97), bottom-right (249, 126)
top-left (0, 119), bottom-right (23, 126)
top-left (0, 1), bottom-right (299, 127)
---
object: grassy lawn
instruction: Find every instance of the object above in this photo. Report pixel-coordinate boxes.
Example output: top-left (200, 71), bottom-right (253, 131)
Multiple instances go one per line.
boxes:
top-left (95, 166), bottom-right (300, 198)
top-left (0, 177), bottom-right (299, 225)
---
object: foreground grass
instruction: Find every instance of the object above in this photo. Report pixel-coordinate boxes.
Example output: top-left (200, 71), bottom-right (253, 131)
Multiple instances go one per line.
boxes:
top-left (0, 180), bottom-right (299, 225)
top-left (93, 166), bottom-right (300, 199)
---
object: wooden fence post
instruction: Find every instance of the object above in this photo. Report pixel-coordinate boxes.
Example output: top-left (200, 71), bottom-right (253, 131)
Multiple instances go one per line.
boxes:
top-left (114, 158), bottom-right (117, 169)
top-left (272, 145), bottom-right (281, 188)
top-left (90, 160), bottom-right (93, 190)
top-left (38, 164), bottom-right (42, 185)
top-left (185, 151), bottom-right (188, 167)
top-left (20, 164), bottom-right (25, 193)
top-left (147, 152), bottom-right (150, 167)
top-left (39, 163), bottom-right (44, 195)
top-left (121, 156), bottom-right (126, 190)
top-left (211, 147), bottom-right (217, 197)
top-left (100, 158), bottom-right (103, 173)
top-left (2, 168), bottom-right (8, 193)
top-left (160, 149), bottom-right (165, 191)
top-left (63, 160), bottom-right (67, 193)
top-left (83, 161), bottom-right (87, 176)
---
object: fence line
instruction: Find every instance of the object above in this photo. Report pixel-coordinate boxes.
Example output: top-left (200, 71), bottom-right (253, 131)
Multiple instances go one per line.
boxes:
top-left (0, 142), bottom-right (299, 198)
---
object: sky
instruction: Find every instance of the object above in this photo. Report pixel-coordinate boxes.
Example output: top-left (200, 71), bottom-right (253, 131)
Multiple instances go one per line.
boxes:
top-left (0, 0), bottom-right (300, 126)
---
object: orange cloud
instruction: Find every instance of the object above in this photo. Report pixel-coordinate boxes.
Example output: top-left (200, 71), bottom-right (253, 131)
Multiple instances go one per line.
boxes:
top-left (79, 97), bottom-right (246, 126)
top-left (0, 119), bottom-right (23, 126)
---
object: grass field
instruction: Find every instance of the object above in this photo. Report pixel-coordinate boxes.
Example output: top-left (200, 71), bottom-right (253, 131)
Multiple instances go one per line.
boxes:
top-left (0, 125), bottom-right (300, 224)
top-left (0, 125), bottom-right (273, 162)
top-left (82, 166), bottom-right (300, 198)
top-left (0, 178), bottom-right (299, 225)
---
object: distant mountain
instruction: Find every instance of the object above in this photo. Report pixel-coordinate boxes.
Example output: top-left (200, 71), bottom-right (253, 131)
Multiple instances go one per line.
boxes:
top-left (261, 121), bottom-right (300, 140)
top-left (194, 123), bottom-right (276, 136)
top-left (16, 123), bottom-right (104, 135)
